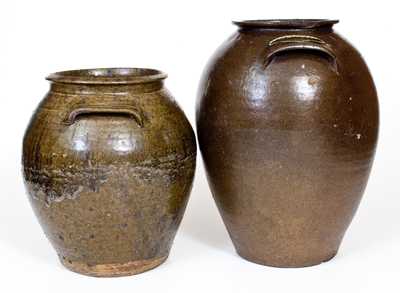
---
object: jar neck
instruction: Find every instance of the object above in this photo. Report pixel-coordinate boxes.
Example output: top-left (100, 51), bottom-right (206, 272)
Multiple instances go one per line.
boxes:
top-left (49, 80), bottom-right (164, 95)
top-left (238, 27), bottom-right (334, 33)
top-left (233, 19), bottom-right (337, 34)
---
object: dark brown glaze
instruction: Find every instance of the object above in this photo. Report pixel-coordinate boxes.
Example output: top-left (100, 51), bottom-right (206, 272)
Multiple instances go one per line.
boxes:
top-left (23, 68), bottom-right (196, 277)
top-left (197, 20), bottom-right (379, 267)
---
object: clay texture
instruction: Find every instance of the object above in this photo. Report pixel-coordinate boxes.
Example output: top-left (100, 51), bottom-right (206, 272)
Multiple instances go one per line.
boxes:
top-left (197, 20), bottom-right (379, 267)
top-left (23, 68), bottom-right (196, 276)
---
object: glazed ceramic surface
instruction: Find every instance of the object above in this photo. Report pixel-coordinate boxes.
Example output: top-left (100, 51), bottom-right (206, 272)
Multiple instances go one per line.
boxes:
top-left (23, 68), bottom-right (196, 277)
top-left (197, 20), bottom-right (379, 267)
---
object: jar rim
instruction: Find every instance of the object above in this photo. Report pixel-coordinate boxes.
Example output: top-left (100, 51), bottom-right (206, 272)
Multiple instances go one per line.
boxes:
top-left (233, 19), bottom-right (339, 29)
top-left (46, 68), bottom-right (167, 85)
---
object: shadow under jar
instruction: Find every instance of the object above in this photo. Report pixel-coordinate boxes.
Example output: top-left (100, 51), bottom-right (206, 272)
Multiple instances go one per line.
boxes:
top-left (23, 68), bottom-right (196, 277)
top-left (196, 19), bottom-right (379, 267)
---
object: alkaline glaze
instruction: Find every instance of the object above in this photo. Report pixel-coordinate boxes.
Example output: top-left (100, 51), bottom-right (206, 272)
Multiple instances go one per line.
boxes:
top-left (197, 20), bottom-right (379, 267)
top-left (23, 68), bottom-right (196, 277)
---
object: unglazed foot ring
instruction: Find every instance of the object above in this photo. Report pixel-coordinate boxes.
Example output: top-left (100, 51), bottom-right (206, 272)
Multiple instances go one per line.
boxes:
top-left (60, 255), bottom-right (168, 277)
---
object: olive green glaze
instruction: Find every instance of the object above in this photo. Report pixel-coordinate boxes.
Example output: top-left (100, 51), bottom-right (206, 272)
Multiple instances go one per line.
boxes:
top-left (197, 20), bottom-right (379, 267)
top-left (23, 68), bottom-right (196, 277)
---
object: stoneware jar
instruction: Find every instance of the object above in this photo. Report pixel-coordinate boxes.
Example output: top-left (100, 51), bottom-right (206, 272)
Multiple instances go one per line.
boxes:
top-left (23, 68), bottom-right (196, 277)
top-left (197, 19), bottom-right (379, 267)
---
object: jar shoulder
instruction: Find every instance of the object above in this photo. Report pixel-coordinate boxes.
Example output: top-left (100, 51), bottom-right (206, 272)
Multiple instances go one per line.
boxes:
top-left (23, 88), bottom-right (196, 170)
top-left (196, 29), bottom-right (379, 149)
top-left (197, 30), bottom-right (378, 118)
top-left (201, 30), bottom-right (372, 82)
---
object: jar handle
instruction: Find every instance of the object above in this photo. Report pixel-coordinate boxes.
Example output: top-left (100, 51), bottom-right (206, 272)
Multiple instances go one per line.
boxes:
top-left (264, 35), bottom-right (338, 73)
top-left (62, 103), bottom-right (144, 127)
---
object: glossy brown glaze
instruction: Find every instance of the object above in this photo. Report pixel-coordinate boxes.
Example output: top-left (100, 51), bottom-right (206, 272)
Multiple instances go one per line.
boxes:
top-left (23, 68), bottom-right (196, 277)
top-left (197, 20), bottom-right (379, 267)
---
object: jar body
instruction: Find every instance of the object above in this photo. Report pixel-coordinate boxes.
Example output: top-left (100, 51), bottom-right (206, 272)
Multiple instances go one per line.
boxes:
top-left (23, 70), bottom-right (196, 276)
top-left (197, 21), bottom-right (379, 267)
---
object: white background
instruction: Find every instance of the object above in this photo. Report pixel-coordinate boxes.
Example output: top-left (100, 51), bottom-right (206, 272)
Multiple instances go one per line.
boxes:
top-left (0, 0), bottom-right (398, 292)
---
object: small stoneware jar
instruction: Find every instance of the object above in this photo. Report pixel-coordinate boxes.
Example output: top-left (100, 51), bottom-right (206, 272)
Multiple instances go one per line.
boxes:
top-left (23, 68), bottom-right (196, 277)
top-left (197, 19), bottom-right (379, 267)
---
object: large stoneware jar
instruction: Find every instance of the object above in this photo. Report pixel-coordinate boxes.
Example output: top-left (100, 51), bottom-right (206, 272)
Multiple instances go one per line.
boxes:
top-left (23, 68), bottom-right (196, 276)
top-left (197, 20), bottom-right (379, 267)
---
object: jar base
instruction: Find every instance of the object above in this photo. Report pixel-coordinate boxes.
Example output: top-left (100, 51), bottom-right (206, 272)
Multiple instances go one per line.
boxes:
top-left (59, 255), bottom-right (168, 277)
top-left (237, 250), bottom-right (337, 268)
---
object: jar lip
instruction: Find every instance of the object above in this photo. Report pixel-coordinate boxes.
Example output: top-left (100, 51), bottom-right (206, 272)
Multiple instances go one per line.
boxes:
top-left (233, 19), bottom-right (339, 29)
top-left (46, 68), bottom-right (167, 85)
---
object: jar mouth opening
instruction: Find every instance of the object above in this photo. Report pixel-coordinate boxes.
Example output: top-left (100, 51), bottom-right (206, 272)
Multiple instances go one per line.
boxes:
top-left (233, 19), bottom-right (338, 29)
top-left (46, 68), bottom-right (167, 85)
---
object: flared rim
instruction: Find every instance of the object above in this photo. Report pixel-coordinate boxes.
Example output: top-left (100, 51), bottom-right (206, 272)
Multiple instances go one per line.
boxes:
top-left (46, 68), bottom-right (167, 85)
top-left (233, 19), bottom-right (339, 29)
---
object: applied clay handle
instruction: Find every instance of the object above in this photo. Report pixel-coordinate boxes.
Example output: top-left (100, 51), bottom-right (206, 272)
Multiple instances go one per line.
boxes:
top-left (264, 35), bottom-right (338, 73)
top-left (63, 104), bottom-right (144, 127)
